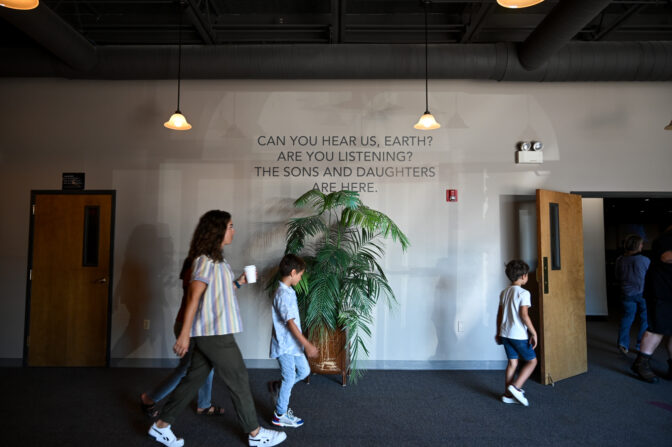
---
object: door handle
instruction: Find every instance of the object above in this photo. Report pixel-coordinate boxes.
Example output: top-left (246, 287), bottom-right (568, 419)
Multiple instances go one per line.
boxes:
top-left (95, 277), bottom-right (108, 284)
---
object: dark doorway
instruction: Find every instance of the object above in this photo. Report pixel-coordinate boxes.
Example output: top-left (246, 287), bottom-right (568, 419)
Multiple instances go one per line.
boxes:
top-left (602, 196), bottom-right (672, 316)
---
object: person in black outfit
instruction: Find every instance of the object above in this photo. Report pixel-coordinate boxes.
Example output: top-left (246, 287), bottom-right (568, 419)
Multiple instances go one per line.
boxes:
top-left (631, 226), bottom-right (672, 383)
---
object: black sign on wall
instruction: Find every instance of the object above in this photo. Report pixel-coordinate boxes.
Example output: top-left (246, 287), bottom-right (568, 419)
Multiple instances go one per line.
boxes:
top-left (62, 173), bottom-right (85, 190)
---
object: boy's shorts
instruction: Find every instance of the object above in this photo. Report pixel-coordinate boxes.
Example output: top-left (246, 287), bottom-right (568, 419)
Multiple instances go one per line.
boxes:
top-left (501, 337), bottom-right (536, 361)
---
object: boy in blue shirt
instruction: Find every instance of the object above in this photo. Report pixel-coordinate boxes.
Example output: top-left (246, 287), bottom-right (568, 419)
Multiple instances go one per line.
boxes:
top-left (269, 254), bottom-right (318, 428)
top-left (495, 260), bottom-right (538, 407)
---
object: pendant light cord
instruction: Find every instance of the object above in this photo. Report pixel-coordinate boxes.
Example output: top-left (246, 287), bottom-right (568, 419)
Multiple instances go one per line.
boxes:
top-left (176, 1), bottom-right (183, 111)
top-left (424, 2), bottom-right (429, 113)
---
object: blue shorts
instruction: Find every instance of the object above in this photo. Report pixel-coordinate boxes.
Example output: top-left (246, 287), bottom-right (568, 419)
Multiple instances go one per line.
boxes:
top-left (501, 337), bottom-right (536, 361)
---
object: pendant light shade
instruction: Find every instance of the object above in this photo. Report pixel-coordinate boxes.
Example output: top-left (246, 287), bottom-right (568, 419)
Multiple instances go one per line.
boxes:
top-left (164, 1), bottom-right (191, 131)
top-left (414, 112), bottom-right (441, 130)
top-left (665, 120), bottom-right (672, 131)
top-left (497, 0), bottom-right (544, 8)
top-left (0, 0), bottom-right (38, 10)
top-left (164, 111), bottom-right (192, 130)
top-left (414, 1), bottom-right (440, 131)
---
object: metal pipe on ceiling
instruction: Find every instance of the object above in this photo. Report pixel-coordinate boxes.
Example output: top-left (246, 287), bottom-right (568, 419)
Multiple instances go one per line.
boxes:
top-left (1, 41), bottom-right (672, 81)
top-left (0, 2), bottom-right (97, 71)
top-left (517, 0), bottom-right (613, 70)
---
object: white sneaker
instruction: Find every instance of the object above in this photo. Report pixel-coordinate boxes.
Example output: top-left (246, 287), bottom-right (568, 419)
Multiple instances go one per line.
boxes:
top-left (249, 427), bottom-right (287, 446)
top-left (148, 423), bottom-right (185, 447)
top-left (507, 385), bottom-right (529, 407)
top-left (272, 408), bottom-right (304, 428)
top-left (501, 395), bottom-right (519, 404)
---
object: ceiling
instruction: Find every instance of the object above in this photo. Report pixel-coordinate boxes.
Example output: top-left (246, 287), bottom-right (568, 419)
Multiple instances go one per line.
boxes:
top-left (1, 0), bottom-right (672, 80)
top-left (604, 197), bottom-right (672, 225)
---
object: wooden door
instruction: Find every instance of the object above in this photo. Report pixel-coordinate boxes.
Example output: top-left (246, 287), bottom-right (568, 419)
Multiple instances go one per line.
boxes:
top-left (26, 192), bottom-right (114, 366)
top-left (536, 189), bottom-right (587, 385)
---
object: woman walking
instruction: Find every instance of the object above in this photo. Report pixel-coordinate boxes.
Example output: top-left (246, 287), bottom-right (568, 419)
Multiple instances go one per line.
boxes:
top-left (148, 210), bottom-right (286, 447)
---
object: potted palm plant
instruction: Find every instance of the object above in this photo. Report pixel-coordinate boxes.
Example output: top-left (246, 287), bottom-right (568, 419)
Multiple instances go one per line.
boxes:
top-left (280, 188), bottom-right (409, 384)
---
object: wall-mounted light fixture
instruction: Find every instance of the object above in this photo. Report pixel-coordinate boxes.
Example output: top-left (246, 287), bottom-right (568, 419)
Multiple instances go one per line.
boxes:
top-left (0, 0), bottom-right (38, 10)
top-left (164, 1), bottom-right (192, 131)
top-left (665, 120), bottom-right (672, 130)
top-left (497, 0), bottom-right (544, 9)
top-left (414, 0), bottom-right (440, 130)
top-left (516, 141), bottom-right (544, 164)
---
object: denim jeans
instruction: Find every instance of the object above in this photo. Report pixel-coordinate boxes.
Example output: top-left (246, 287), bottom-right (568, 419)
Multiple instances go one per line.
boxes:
top-left (148, 337), bottom-right (215, 409)
top-left (618, 293), bottom-right (648, 350)
top-left (276, 353), bottom-right (310, 415)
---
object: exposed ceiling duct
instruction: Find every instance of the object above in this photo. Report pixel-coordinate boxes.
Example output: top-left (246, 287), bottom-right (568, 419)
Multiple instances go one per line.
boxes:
top-left (0, 3), bottom-right (96, 71)
top-left (517, 0), bottom-right (613, 70)
top-left (2, 41), bottom-right (672, 81)
top-left (1, 1), bottom-right (671, 82)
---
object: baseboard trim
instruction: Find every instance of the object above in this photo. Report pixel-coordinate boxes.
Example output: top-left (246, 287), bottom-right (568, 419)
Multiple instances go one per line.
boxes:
top-left (0, 358), bottom-right (22, 367)
top-left (107, 358), bottom-right (507, 370)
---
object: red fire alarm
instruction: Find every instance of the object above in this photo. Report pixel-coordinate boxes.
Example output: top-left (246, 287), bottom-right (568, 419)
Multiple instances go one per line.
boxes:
top-left (447, 189), bottom-right (458, 202)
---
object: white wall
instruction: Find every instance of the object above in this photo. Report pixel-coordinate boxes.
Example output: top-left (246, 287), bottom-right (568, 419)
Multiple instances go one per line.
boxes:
top-left (582, 198), bottom-right (609, 316)
top-left (1, 79), bottom-right (671, 368)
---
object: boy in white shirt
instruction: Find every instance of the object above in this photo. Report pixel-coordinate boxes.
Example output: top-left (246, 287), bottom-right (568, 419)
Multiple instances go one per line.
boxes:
top-left (269, 254), bottom-right (318, 428)
top-left (495, 260), bottom-right (538, 406)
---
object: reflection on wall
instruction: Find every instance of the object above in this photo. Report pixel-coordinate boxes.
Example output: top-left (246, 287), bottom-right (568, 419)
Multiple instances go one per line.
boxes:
top-left (0, 79), bottom-right (671, 366)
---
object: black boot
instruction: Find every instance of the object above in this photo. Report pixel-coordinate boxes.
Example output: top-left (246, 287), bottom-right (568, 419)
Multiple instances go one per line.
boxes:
top-left (631, 353), bottom-right (659, 383)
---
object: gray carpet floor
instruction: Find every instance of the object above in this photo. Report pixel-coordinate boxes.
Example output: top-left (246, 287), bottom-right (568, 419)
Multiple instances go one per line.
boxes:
top-left (3, 319), bottom-right (672, 447)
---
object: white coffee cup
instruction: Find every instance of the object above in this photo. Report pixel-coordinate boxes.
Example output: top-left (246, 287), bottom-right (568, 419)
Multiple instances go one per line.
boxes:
top-left (244, 265), bottom-right (257, 284)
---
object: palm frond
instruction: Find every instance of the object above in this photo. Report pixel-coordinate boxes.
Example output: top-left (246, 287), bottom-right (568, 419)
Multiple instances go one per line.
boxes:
top-left (341, 206), bottom-right (410, 251)
top-left (282, 188), bottom-right (409, 383)
top-left (293, 189), bottom-right (326, 211)
top-left (286, 215), bottom-right (327, 254)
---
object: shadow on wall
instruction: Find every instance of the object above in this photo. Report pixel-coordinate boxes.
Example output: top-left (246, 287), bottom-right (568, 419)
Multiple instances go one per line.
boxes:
top-left (430, 257), bottom-right (458, 360)
top-left (111, 224), bottom-right (175, 358)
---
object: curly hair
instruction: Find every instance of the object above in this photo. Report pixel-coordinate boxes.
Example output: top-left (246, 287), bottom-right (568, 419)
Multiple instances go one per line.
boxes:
top-left (186, 210), bottom-right (231, 264)
top-left (505, 259), bottom-right (529, 283)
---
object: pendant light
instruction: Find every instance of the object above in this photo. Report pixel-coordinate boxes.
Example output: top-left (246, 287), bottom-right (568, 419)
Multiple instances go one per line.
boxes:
top-left (497, 0), bottom-right (544, 9)
top-left (0, 0), bottom-right (38, 10)
top-left (164, 1), bottom-right (191, 131)
top-left (414, 1), bottom-right (440, 130)
top-left (665, 120), bottom-right (672, 131)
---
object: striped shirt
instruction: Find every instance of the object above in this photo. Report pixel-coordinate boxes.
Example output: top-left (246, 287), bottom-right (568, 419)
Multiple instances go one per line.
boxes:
top-left (189, 254), bottom-right (243, 336)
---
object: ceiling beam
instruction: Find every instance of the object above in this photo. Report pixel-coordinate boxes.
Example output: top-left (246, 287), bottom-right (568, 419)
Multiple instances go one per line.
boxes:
top-left (0, 2), bottom-right (97, 71)
top-left (461, 3), bottom-right (494, 43)
top-left (185, 0), bottom-right (216, 44)
top-left (593, 4), bottom-right (645, 41)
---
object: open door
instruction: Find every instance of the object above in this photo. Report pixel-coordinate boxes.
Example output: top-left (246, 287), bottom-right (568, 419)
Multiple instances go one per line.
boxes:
top-left (25, 192), bottom-right (114, 366)
top-left (536, 189), bottom-right (587, 385)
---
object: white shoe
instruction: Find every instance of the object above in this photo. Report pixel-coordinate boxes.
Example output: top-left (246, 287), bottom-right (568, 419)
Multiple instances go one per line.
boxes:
top-left (507, 385), bottom-right (529, 407)
top-left (272, 408), bottom-right (304, 428)
top-left (149, 423), bottom-right (185, 447)
top-left (249, 427), bottom-right (287, 446)
top-left (501, 395), bottom-right (519, 404)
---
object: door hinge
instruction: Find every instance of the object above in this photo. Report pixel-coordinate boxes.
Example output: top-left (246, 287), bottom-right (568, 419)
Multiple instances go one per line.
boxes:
top-left (29, 269), bottom-right (32, 281)
top-left (32, 204), bottom-right (35, 215)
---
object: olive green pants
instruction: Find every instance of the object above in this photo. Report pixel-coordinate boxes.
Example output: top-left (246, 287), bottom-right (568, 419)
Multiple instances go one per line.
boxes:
top-left (160, 334), bottom-right (259, 433)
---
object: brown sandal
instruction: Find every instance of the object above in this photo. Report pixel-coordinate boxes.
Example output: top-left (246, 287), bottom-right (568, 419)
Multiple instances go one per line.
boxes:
top-left (140, 397), bottom-right (158, 419)
top-left (197, 405), bottom-right (225, 416)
